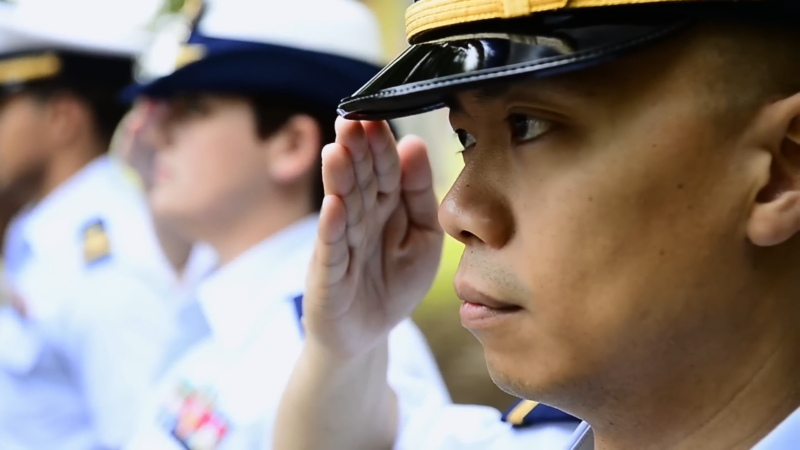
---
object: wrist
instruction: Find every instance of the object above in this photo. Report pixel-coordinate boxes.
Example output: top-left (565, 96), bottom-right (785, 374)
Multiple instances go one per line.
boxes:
top-left (304, 335), bottom-right (390, 376)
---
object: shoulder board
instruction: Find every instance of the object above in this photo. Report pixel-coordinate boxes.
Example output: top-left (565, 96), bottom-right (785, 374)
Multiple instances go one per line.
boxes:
top-left (81, 218), bottom-right (111, 266)
top-left (501, 400), bottom-right (580, 428)
top-left (292, 293), bottom-right (304, 335)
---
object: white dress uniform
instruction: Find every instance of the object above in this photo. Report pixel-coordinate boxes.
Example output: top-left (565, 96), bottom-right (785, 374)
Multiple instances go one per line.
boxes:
top-left (394, 400), bottom-right (578, 449)
top-left (0, 154), bottom-right (192, 450)
top-left (0, 1), bottom-right (210, 448)
top-left (125, 216), bottom-right (451, 450)
top-left (0, 158), bottom-right (218, 450)
top-left (396, 399), bottom-right (800, 450)
top-left (566, 407), bottom-right (800, 449)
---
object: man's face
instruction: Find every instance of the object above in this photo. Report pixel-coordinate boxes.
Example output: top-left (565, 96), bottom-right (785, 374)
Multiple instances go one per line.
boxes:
top-left (149, 94), bottom-right (272, 236)
top-left (0, 93), bottom-right (52, 195)
top-left (440, 28), bottom-right (779, 407)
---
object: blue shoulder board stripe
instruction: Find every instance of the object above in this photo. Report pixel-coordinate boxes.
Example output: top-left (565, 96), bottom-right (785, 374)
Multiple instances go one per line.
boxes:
top-left (292, 294), bottom-right (304, 335)
top-left (501, 400), bottom-right (579, 428)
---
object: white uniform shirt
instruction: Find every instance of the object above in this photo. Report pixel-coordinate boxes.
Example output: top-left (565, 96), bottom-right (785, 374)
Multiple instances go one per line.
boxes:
top-left (567, 407), bottom-right (800, 450)
top-left (0, 155), bottom-right (187, 450)
top-left (394, 401), bottom-right (579, 450)
top-left (125, 215), bottom-right (452, 450)
top-left (397, 400), bottom-right (800, 449)
top-left (2, 156), bottom-right (175, 289)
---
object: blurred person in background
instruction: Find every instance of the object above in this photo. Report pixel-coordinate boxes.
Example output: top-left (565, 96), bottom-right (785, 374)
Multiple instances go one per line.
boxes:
top-left (275, 0), bottom-right (800, 449)
top-left (0, 1), bottom-right (212, 449)
top-left (0, 192), bottom-right (23, 303)
top-left (113, 101), bottom-right (217, 289)
top-left (120, 0), bottom-right (449, 449)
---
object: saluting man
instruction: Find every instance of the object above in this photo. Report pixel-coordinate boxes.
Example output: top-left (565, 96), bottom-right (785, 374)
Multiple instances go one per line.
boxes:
top-left (275, 0), bottom-right (800, 449)
top-left (0, 1), bottom-right (212, 449)
top-left (119, 0), bottom-right (451, 449)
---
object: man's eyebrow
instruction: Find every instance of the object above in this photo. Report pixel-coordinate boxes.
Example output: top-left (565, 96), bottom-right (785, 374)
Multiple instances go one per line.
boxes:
top-left (443, 83), bottom-right (510, 115)
top-left (442, 77), bottom-right (592, 115)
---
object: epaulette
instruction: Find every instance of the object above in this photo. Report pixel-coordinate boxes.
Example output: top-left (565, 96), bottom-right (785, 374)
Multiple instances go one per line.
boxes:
top-left (501, 400), bottom-right (580, 428)
top-left (81, 219), bottom-right (111, 266)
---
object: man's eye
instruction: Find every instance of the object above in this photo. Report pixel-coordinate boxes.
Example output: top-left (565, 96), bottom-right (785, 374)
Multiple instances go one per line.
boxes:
top-left (509, 114), bottom-right (553, 143)
top-left (184, 98), bottom-right (207, 114)
top-left (455, 129), bottom-right (476, 152)
top-left (171, 95), bottom-right (208, 116)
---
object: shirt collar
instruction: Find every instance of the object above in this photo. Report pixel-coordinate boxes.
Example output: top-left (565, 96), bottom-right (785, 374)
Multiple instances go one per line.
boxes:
top-left (196, 215), bottom-right (318, 350)
top-left (752, 406), bottom-right (800, 449)
top-left (567, 421), bottom-right (594, 450)
top-left (568, 406), bottom-right (800, 449)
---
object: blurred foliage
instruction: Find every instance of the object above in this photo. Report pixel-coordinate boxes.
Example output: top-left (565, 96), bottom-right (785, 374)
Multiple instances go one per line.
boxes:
top-left (164, 0), bottom-right (184, 13)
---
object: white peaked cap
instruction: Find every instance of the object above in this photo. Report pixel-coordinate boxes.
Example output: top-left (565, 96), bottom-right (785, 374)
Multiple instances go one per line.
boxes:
top-left (198, 0), bottom-right (384, 65)
top-left (0, 0), bottom-right (163, 57)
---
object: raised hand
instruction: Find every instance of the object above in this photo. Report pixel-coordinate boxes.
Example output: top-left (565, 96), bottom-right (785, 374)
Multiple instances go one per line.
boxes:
top-left (303, 117), bottom-right (444, 360)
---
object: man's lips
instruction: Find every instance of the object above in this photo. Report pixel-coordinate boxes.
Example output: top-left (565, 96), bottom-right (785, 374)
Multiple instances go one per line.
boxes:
top-left (454, 282), bottom-right (520, 311)
top-left (455, 282), bottom-right (524, 329)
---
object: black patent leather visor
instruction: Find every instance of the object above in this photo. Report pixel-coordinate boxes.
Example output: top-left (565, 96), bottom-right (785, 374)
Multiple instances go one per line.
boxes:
top-left (338, 20), bottom-right (688, 121)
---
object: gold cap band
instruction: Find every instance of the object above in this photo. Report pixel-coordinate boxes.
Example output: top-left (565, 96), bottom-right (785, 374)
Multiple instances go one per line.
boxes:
top-left (0, 52), bottom-right (62, 85)
top-left (405, 0), bottom-right (762, 42)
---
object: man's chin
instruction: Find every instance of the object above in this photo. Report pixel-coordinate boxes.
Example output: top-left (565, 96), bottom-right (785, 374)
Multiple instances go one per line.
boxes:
top-left (488, 366), bottom-right (540, 400)
top-left (484, 350), bottom-right (569, 403)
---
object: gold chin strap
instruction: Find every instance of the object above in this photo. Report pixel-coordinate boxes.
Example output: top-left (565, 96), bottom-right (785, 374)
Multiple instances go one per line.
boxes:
top-left (405, 0), bottom-right (764, 42)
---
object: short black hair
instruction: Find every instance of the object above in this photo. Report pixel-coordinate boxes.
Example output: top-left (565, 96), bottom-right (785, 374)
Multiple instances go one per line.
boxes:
top-left (22, 79), bottom-right (129, 151)
top-left (247, 95), bottom-right (335, 212)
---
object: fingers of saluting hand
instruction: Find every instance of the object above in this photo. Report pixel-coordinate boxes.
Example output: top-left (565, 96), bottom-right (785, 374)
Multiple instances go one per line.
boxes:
top-left (398, 135), bottom-right (439, 231)
top-left (312, 193), bottom-right (350, 289)
top-left (321, 136), bottom-right (367, 251)
top-left (361, 120), bottom-right (401, 197)
top-left (334, 118), bottom-right (376, 234)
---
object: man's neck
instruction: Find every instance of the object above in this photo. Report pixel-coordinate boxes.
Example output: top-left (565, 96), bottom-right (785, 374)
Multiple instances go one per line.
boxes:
top-left (31, 146), bottom-right (102, 204)
top-left (589, 330), bottom-right (800, 450)
top-left (152, 218), bottom-right (194, 277)
top-left (202, 201), bottom-right (311, 267)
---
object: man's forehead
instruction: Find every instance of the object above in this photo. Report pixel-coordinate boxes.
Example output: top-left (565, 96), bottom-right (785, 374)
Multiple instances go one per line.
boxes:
top-left (445, 61), bottom-right (631, 115)
top-left (445, 28), bottom-right (733, 117)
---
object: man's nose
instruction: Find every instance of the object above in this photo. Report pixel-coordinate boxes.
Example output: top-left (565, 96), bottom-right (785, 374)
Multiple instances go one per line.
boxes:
top-left (438, 170), bottom-right (514, 249)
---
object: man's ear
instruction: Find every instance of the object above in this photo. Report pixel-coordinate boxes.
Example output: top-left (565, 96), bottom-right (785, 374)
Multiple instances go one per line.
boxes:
top-left (748, 94), bottom-right (800, 247)
top-left (262, 114), bottom-right (321, 184)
